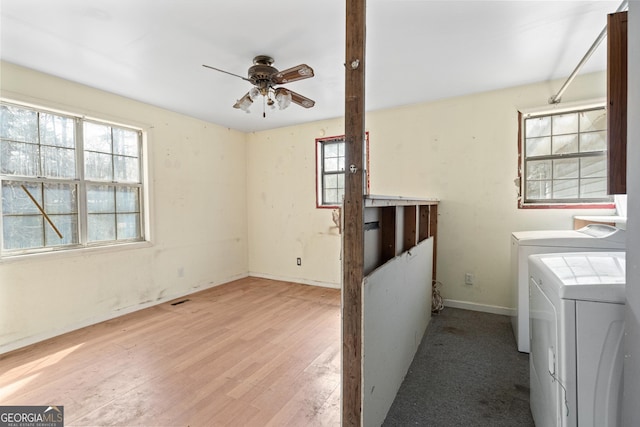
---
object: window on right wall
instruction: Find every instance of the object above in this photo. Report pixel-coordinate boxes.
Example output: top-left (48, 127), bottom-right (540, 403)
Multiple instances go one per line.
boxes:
top-left (518, 104), bottom-right (613, 208)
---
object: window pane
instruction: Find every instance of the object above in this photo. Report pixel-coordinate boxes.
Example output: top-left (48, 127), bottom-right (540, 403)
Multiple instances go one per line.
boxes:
top-left (1, 141), bottom-right (39, 176)
top-left (580, 178), bottom-right (607, 198)
top-left (85, 151), bottom-right (113, 181)
top-left (87, 185), bottom-right (115, 213)
top-left (88, 213), bottom-right (116, 242)
top-left (41, 146), bottom-right (76, 179)
top-left (551, 135), bottom-right (578, 155)
top-left (337, 188), bottom-right (345, 204)
top-left (553, 158), bottom-right (579, 179)
top-left (325, 157), bottom-right (339, 172)
top-left (324, 143), bottom-right (338, 157)
top-left (580, 131), bottom-right (606, 152)
top-left (324, 189), bottom-right (339, 205)
top-left (526, 160), bottom-right (551, 180)
top-left (338, 143), bottom-right (345, 156)
top-left (44, 183), bottom-right (77, 214)
top-left (45, 214), bottom-right (78, 246)
top-left (526, 180), bottom-right (552, 200)
top-left (3, 215), bottom-right (43, 250)
top-left (553, 179), bottom-right (579, 199)
top-left (0, 105), bottom-right (37, 142)
top-left (525, 137), bottom-right (550, 157)
top-left (324, 174), bottom-right (337, 189)
top-left (580, 109), bottom-right (606, 132)
top-left (116, 187), bottom-right (139, 212)
top-left (117, 213), bottom-right (139, 239)
top-left (552, 113), bottom-right (578, 135)
top-left (525, 116), bottom-right (550, 138)
top-left (112, 128), bottom-right (139, 157)
top-left (2, 182), bottom-right (42, 214)
top-left (84, 122), bottom-right (112, 153)
top-left (39, 113), bottom-right (75, 148)
top-left (337, 173), bottom-right (345, 189)
top-left (114, 155), bottom-right (139, 183)
top-left (581, 157), bottom-right (607, 178)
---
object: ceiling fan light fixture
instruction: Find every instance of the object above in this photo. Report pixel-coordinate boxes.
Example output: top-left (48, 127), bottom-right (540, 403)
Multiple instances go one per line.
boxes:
top-left (298, 66), bottom-right (313, 77)
top-left (248, 87), bottom-right (260, 101)
top-left (275, 88), bottom-right (292, 110)
top-left (234, 94), bottom-right (253, 113)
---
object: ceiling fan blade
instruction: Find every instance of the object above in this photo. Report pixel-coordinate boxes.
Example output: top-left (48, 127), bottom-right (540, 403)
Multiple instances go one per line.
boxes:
top-left (288, 89), bottom-right (315, 108)
top-left (272, 64), bottom-right (314, 84)
top-left (202, 64), bottom-right (250, 82)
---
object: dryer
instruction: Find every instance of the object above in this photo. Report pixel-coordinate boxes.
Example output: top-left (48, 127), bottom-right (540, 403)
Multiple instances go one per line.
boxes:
top-left (529, 252), bottom-right (626, 427)
top-left (510, 224), bottom-right (625, 353)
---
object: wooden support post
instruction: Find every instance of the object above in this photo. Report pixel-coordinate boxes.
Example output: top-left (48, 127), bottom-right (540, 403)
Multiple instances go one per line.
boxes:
top-left (430, 205), bottom-right (438, 282)
top-left (380, 206), bottom-right (397, 262)
top-left (403, 205), bottom-right (417, 251)
top-left (607, 11), bottom-right (627, 195)
top-left (342, 0), bottom-right (366, 425)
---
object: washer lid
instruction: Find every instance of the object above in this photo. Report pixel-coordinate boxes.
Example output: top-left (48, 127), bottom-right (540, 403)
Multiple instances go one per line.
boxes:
top-left (536, 252), bottom-right (626, 303)
top-left (512, 225), bottom-right (626, 248)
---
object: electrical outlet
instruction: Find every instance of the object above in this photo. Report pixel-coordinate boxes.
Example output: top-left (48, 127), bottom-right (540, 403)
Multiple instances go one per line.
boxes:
top-left (464, 273), bottom-right (474, 285)
top-left (297, 257), bottom-right (302, 266)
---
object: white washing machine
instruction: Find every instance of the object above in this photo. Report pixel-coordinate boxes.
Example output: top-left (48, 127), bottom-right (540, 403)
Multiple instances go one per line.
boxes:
top-left (510, 224), bottom-right (625, 353)
top-left (529, 252), bottom-right (626, 427)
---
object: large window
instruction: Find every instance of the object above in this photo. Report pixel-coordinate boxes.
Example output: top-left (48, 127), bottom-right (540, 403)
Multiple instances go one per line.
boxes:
top-left (0, 101), bottom-right (145, 256)
top-left (316, 133), bottom-right (369, 208)
top-left (519, 105), bottom-right (612, 207)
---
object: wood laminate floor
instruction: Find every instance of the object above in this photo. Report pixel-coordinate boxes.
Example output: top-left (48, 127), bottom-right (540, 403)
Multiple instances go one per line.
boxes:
top-left (0, 277), bottom-right (342, 426)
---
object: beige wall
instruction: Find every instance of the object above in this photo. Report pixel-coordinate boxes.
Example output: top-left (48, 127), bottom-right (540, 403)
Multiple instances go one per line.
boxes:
top-left (247, 71), bottom-right (612, 311)
top-left (246, 122), bottom-right (345, 287)
top-left (0, 62), bottom-right (249, 353)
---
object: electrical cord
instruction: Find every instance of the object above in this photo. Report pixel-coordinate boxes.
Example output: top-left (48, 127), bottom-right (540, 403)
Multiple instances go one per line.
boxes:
top-left (432, 280), bottom-right (444, 314)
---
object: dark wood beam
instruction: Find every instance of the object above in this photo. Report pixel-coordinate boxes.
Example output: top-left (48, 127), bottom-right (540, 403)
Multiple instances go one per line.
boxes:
top-left (342, 0), bottom-right (366, 424)
top-left (607, 11), bottom-right (627, 195)
top-left (403, 206), bottom-right (417, 251)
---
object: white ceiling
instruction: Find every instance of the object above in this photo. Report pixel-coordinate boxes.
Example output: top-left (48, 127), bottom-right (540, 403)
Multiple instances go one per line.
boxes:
top-left (0, 1), bottom-right (624, 133)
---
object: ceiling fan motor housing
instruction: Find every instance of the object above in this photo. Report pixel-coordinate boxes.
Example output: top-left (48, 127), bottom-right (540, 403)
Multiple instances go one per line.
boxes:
top-left (249, 55), bottom-right (278, 87)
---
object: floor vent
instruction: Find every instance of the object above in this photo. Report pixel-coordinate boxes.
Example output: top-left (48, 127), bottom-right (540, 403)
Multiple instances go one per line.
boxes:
top-left (170, 299), bottom-right (190, 306)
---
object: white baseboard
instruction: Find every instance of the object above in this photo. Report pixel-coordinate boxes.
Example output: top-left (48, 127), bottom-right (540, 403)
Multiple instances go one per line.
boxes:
top-left (0, 272), bottom-right (249, 355)
top-left (249, 272), bottom-right (341, 289)
top-left (443, 299), bottom-right (515, 317)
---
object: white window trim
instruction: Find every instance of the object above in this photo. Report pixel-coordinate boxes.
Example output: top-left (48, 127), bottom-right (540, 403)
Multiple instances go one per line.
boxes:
top-left (0, 98), bottom-right (152, 259)
top-left (517, 98), bottom-right (614, 208)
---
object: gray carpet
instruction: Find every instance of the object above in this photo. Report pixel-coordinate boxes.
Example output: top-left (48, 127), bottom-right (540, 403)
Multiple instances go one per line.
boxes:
top-left (383, 307), bottom-right (534, 426)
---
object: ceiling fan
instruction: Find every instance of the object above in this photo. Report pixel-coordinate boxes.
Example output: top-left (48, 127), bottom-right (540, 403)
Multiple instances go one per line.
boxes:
top-left (203, 55), bottom-right (315, 116)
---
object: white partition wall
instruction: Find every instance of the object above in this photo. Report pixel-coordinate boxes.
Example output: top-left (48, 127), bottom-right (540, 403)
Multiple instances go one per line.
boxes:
top-left (362, 238), bottom-right (433, 426)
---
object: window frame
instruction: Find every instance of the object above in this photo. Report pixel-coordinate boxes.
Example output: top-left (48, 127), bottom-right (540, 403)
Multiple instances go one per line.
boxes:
top-left (316, 132), bottom-right (369, 209)
top-left (517, 100), bottom-right (614, 209)
top-left (0, 100), bottom-right (147, 258)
